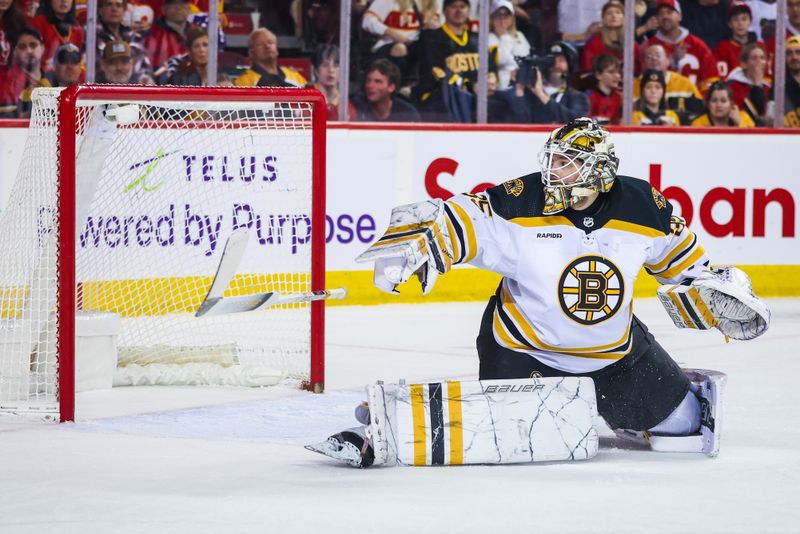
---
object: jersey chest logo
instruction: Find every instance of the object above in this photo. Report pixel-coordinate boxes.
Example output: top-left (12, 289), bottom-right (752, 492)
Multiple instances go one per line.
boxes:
top-left (558, 255), bottom-right (624, 325)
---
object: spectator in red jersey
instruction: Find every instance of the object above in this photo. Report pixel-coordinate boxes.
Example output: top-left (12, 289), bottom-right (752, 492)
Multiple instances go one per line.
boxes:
top-left (765, 0), bottom-right (800, 70)
top-left (714, 2), bottom-right (763, 79)
top-left (587, 54), bottom-right (622, 124)
top-left (0, 27), bottom-right (49, 118)
top-left (580, 1), bottom-right (641, 78)
top-left (692, 79), bottom-right (755, 126)
top-left (633, 68), bottom-right (681, 124)
top-left (143, 0), bottom-right (197, 71)
top-left (309, 43), bottom-right (356, 121)
top-left (96, 0), bottom-right (152, 82)
top-left (645, 0), bottom-right (718, 90)
top-left (1, 0), bottom-right (27, 80)
top-left (357, 58), bottom-right (421, 121)
top-left (727, 41), bottom-right (770, 125)
top-left (28, 0), bottom-right (85, 72)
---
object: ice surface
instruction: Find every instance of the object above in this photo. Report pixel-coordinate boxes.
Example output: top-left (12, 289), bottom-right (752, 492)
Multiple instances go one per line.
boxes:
top-left (1, 299), bottom-right (799, 533)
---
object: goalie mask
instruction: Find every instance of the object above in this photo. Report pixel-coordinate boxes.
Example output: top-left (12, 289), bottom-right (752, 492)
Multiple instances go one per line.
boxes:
top-left (538, 118), bottom-right (619, 214)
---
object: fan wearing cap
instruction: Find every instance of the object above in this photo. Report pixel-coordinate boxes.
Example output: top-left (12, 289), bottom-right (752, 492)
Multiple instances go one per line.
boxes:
top-left (144, 0), bottom-right (199, 70)
top-left (28, 0), bottom-right (85, 72)
top-left (634, 42), bottom-right (703, 123)
top-left (778, 35), bottom-right (800, 126)
top-left (765, 0), bottom-right (800, 71)
top-left (713, 2), bottom-right (764, 79)
top-left (488, 0), bottom-right (530, 92)
top-left (644, 0), bottom-right (718, 91)
top-left (510, 40), bottom-right (589, 124)
top-left (0, 27), bottom-right (51, 118)
top-left (43, 41), bottom-right (81, 86)
top-left (633, 68), bottom-right (680, 125)
top-left (98, 38), bottom-right (152, 83)
top-left (96, 0), bottom-right (153, 82)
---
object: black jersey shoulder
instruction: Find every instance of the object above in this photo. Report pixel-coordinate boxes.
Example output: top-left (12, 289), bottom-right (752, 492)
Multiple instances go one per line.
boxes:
top-left (483, 172), bottom-right (546, 220)
top-left (606, 175), bottom-right (674, 234)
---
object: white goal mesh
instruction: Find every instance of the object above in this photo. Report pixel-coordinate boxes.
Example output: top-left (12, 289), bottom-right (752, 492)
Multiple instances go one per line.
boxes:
top-left (0, 86), bottom-right (326, 421)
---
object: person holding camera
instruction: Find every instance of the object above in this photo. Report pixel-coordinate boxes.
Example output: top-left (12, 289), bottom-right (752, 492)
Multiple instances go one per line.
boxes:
top-left (508, 40), bottom-right (589, 124)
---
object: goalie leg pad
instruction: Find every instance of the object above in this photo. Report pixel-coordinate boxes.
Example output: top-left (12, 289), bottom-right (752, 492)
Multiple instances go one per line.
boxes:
top-left (366, 378), bottom-right (599, 466)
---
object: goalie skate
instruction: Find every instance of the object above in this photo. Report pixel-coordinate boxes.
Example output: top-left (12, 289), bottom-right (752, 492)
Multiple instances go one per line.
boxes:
top-left (305, 430), bottom-right (375, 468)
top-left (613, 369), bottom-right (727, 457)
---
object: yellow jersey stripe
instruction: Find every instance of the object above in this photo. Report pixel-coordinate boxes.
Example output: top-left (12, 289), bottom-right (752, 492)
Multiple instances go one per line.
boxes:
top-left (410, 384), bottom-right (427, 466)
top-left (501, 287), bottom-right (632, 355)
top-left (659, 246), bottom-right (706, 280)
top-left (447, 381), bottom-right (463, 465)
top-left (448, 201), bottom-right (478, 263)
top-left (383, 220), bottom-right (436, 236)
top-left (508, 215), bottom-right (573, 228)
top-left (645, 231), bottom-right (695, 272)
top-left (604, 219), bottom-right (666, 238)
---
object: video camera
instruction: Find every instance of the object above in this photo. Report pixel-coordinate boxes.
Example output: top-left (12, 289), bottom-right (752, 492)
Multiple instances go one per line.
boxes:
top-left (514, 53), bottom-right (556, 86)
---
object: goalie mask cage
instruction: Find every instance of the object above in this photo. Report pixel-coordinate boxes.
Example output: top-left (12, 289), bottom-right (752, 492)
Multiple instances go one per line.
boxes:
top-left (0, 85), bottom-right (327, 422)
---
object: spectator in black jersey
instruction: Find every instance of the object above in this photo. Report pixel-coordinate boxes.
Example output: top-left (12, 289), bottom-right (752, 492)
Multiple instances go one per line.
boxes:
top-left (357, 58), bottom-right (421, 121)
top-left (508, 40), bottom-right (590, 124)
top-left (414, 0), bottom-right (492, 122)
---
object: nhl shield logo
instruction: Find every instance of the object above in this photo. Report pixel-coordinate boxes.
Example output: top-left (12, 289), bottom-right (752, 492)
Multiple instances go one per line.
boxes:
top-left (583, 217), bottom-right (594, 228)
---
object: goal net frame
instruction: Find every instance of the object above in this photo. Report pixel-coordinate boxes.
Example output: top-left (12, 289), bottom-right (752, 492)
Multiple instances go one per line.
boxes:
top-left (8, 85), bottom-right (328, 422)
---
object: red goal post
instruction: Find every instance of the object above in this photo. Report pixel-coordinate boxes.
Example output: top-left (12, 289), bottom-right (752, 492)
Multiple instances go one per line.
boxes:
top-left (0, 85), bottom-right (328, 423)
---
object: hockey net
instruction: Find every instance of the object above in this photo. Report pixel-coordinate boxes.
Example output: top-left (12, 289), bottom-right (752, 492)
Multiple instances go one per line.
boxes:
top-left (0, 85), bottom-right (327, 422)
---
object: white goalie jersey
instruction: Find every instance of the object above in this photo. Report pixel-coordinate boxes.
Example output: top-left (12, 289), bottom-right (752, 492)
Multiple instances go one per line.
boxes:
top-left (443, 173), bottom-right (710, 373)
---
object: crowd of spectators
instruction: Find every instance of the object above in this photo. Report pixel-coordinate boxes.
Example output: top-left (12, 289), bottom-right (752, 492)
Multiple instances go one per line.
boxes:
top-left (1, 0), bottom-right (799, 126)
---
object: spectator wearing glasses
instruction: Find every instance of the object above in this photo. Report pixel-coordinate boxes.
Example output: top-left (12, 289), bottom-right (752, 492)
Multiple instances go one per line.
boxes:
top-left (1, 0), bottom-right (28, 79)
top-left (0, 27), bottom-right (49, 118)
top-left (143, 0), bottom-right (197, 70)
top-left (645, 0), bottom-right (717, 90)
top-left (29, 0), bottom-right (85, 72)
top-left (692, 80), bottom-right (755, 127)
top-left (98, 39), bottom-right (153, 83)
top-left (235, 27), bottom-right (307, 87)
top-left (634, 42), bottom-right (703, 123)
top-left (96, 0), bottom-right (152, 81)
top-left (43, 40), bottom-right (80, 85)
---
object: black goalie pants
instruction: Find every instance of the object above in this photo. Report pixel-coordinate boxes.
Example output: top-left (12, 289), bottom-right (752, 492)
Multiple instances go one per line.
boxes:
top-left (476, 296), bottom-right (691, 431)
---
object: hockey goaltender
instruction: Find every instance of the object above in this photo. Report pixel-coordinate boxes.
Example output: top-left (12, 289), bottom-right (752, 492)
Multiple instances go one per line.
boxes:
top-left (307, 118), bottom-right (770, 467)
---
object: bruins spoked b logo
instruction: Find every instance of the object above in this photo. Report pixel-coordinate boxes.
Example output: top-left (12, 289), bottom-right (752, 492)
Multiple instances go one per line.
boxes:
top-left (558, 255), bottom-right (624, 325)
